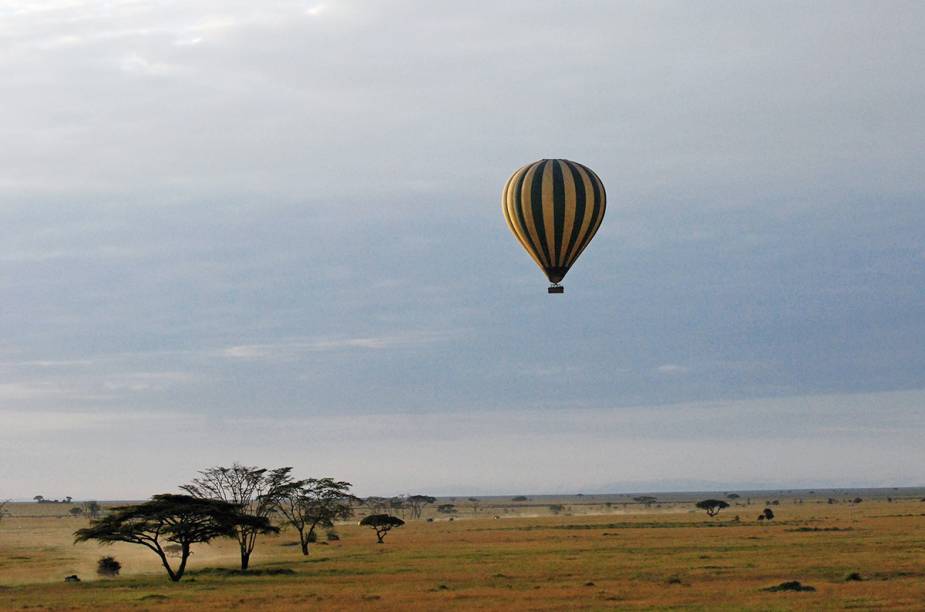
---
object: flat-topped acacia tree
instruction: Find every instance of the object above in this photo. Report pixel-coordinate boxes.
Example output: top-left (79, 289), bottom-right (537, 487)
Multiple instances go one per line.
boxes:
top-left (695, 499), bottom-right (730, 518)
top-left (74, 494), bottom-right (271, 582)
top-left (359, 514), bottom-right (404, 543)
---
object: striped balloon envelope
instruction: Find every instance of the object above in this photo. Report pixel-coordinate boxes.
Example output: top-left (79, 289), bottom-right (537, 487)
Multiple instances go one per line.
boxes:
top-left (502, 159), bottom-right (606, 293)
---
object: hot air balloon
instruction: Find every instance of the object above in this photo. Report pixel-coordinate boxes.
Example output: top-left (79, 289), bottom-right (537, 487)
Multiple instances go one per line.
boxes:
top-left (502, 159), bottom-right (606, 293)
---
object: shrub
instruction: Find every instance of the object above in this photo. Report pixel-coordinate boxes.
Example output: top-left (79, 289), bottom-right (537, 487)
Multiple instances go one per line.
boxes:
top-left (763, 580), bottom-right (815, 592)
top-left (97, 556), bottom-right (121, 577)
top-left (325, 531), bottom-right (340, 541)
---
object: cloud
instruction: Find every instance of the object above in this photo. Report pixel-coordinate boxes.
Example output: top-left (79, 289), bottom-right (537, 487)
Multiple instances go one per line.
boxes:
top-left (0, 408), bottom-right (201, 436)
top-left (101, 371), bottom-right (196, 392)
top-left (220, 331), bottom-right (455, 360)
top-left (118, 53), bottom-right (179, 76)
top-left (656, 364), bottom-right (689, 375)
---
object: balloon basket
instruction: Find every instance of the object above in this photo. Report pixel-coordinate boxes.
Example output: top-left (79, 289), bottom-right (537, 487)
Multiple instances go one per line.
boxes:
top-left (548, 285), bottom-right (564, 294)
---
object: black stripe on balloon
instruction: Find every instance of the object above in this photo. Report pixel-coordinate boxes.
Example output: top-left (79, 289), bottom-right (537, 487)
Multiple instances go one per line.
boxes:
top-left (586, 166), bottom-right (607, 211)
top-left (512, 164), bottom-right (541, 263)
top-left (573, 162), bottom-right (601, 261)
top-left (530, 160), bottom-right (551, 267)
top-left (563, 160), bottom-right (586, 267)
top-left (551, 160), bottom-right (566, 267)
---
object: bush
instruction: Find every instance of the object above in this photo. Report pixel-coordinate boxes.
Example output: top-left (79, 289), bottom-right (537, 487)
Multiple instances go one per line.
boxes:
top-left (97, 556), bottom-right (121, 577)
top-left (306, 530), bottom-right (317, 543)
top-left (763, 581), bottom-right (815, 592)
top-left (326, 531), bottom-right (340, 541)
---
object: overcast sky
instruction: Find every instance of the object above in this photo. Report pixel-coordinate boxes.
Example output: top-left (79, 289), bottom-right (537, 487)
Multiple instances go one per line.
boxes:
top-left (1, 1), bottom-right (924, 499)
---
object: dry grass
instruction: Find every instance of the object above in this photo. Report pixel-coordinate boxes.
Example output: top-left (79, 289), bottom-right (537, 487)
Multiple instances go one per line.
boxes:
top-left (2, 498), bottom-right (925, 610)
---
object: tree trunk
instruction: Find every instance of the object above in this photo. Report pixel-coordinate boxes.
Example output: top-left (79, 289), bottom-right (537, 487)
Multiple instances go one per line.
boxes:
top-left (155, 549), bottom-right (179, 582)
top-left (175, 544), bottom-right (190, 581)
top-left (240, 550), bottom-right (251, 571)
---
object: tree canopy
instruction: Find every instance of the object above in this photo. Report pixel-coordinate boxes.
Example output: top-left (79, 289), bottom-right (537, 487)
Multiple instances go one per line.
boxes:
top-left (73, 494), bottom-right (269, 582)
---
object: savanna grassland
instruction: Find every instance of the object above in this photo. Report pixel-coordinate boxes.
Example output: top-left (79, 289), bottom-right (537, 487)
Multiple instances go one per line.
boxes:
top-left (3, 493), bottom-right (925, 610)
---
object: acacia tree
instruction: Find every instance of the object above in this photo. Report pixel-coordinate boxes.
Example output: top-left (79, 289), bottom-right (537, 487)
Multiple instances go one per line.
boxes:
top-left (82, 501), bottom-right (102, 519)
top-left (0, 499), bottom-right (8, 523)
top-left (364, 496), bottom-right (389, 514)
top-left (389, 496), bottom-right (407, 519)
top-left (406, 495), bottom-right (436, 519)
top-left (695, 499), bottom-right (730, 517)
top-left (275, 478), bottom-right (353, 555)
top-left (180, 463), bottom-right (290, 570)
top-left (359, 514), bottom-right (404, 543)
top-left (73, 494), bottom-right (267, 582)
top-left (633, 496), bottom-right (657, 507)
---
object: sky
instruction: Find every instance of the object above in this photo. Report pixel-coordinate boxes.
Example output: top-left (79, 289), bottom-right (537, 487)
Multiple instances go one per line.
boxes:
top-left (1, 0), bottom-right (924, 499)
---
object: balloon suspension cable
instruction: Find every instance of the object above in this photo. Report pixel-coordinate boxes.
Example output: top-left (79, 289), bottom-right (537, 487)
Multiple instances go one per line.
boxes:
top-left (548, 283), bottom-right (564, 294)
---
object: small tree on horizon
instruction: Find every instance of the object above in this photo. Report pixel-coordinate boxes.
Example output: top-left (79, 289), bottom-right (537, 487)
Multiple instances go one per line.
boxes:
top-left (389, 496), bottom-right (407, 519)
top-left (359, 514), bottom-right (405, 543)
top-left (82, 501), bottom-right (102, 519)
top-left (695, 499), bottom-right (730, 517)
top-left (633, 496), bottom-right (657, 507)
top-left (364, 496), bottom-right (389, 514)
top-left (406, 495), bottom-right (436, 519)
top-left (74, 494), bottom-right (266, 582)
